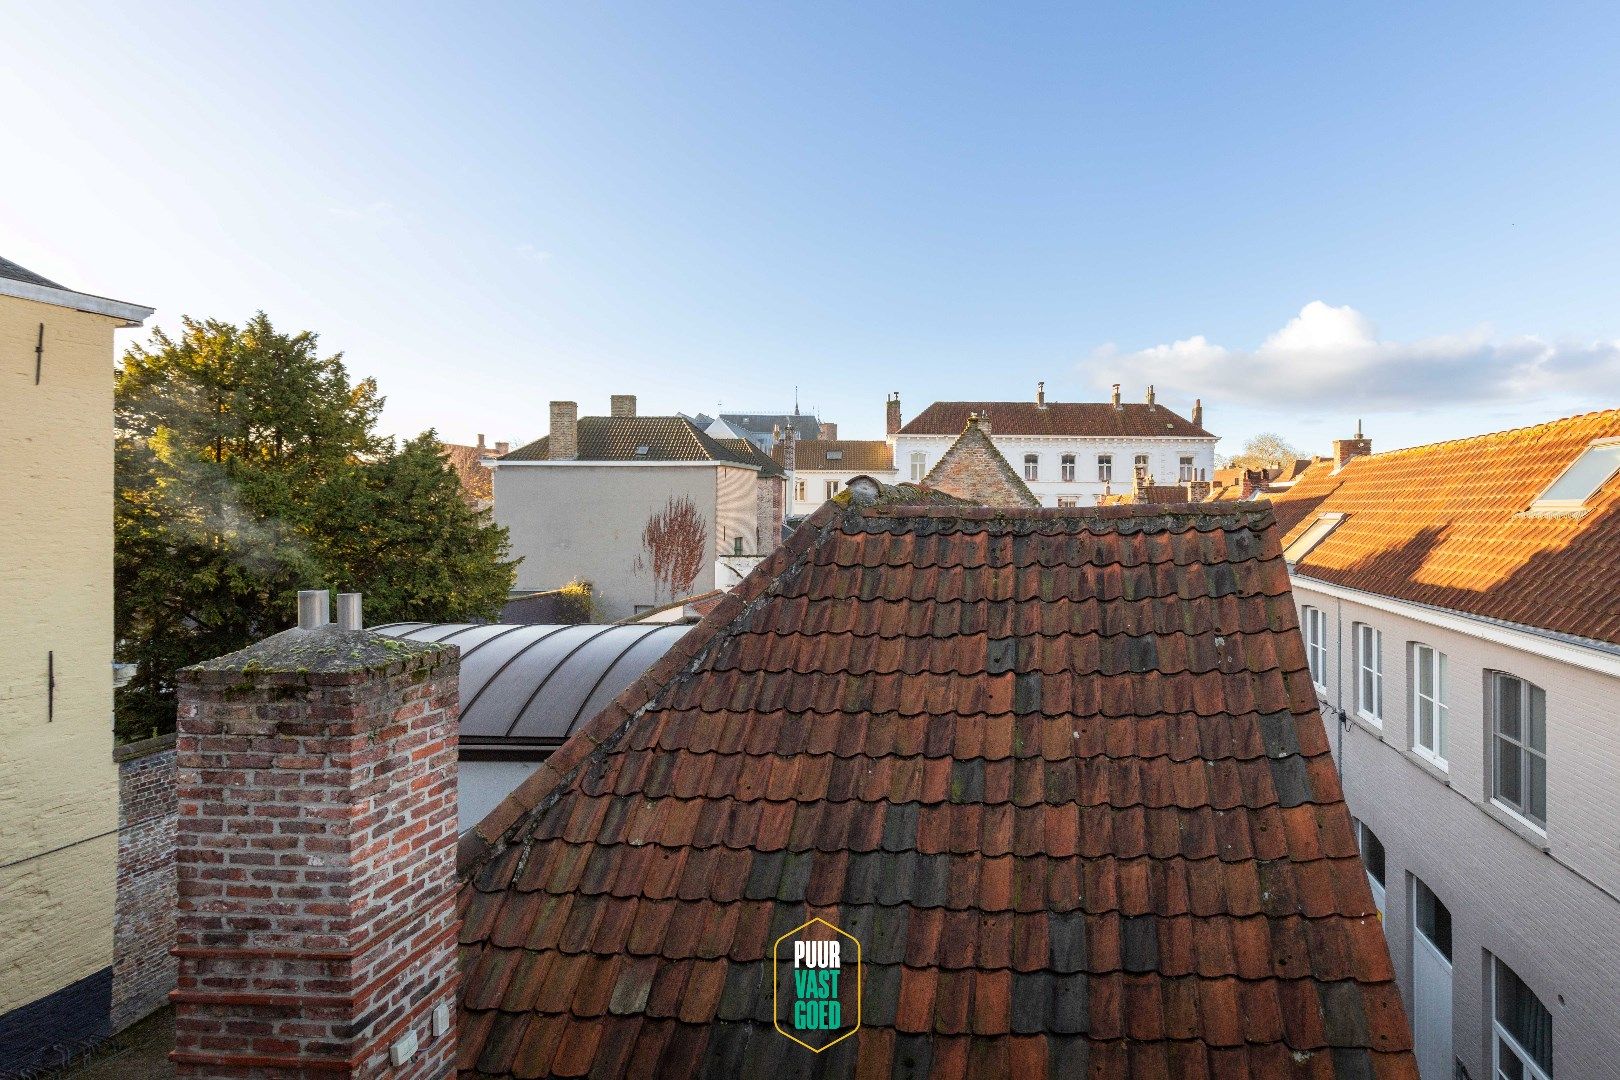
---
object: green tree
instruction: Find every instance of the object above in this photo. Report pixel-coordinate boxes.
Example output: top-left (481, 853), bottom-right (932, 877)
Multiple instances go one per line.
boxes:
top-left (114, 314), bottom-right (515, 740)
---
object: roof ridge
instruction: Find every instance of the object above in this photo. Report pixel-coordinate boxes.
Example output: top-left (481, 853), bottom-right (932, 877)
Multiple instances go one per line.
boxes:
top-left (1348, 406), bottom-right (1620, 463)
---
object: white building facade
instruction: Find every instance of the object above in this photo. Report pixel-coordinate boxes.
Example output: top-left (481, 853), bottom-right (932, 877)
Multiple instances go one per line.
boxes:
top-left (889, 387), bottom-right (1216, 507)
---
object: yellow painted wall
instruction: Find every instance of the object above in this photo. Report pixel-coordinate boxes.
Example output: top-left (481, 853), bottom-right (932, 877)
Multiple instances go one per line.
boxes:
top-left (0, 293), bottom-right (121, 1013)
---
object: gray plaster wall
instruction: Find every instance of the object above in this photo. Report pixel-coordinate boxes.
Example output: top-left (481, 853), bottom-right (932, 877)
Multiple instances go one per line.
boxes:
top-left (493, 463), bottom-right (720, 621)
top-left (1293, 579), bottom-right (1620, 1079)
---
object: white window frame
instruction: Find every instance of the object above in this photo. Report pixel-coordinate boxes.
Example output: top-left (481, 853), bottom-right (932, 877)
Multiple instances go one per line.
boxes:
top-left (824, 479), bottom-right (841, 499)
top-left (1094, 454), bottom-right (1110, 483)
top-left (1178, 455), bottom-right (1195, 482)
top-left (1023, 454), bottom-right (1039, 481)
top-left (1056, 496), bottom-right (1079, 508)
top-left (909, 451), bottom-right (926, 483)
top-left (1354, 622), bottom-right (1383, 725)
top-left (1490, 672), bottom-right (1548, 831)
top-left (794, 478), bottom-right (806, 501)
top-left (1302, 606), bottom-right (1328, 692)
top-left (1354, 818), bottom-right (1386, 914)
top-left (1529, 435), bottom-right (1620, 513)
top-left (1410, 643), bottom-right (1448, 768)
top-left (1061, 454), bottom-right (1076, 482)
top-left (1493, 958), bottom-right (1553, 1080)
top-left (1134, 453), bottom-right (1149, 475)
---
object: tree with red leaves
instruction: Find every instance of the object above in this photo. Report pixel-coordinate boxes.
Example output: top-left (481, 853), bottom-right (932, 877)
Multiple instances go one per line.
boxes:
top-left (637, 494), bottom-right (708, 603)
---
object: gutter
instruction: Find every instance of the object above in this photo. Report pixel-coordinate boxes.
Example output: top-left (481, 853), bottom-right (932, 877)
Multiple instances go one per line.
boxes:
top-left (0, 277), bottom-right (154, 326)
top-left (1291, 574), bottom-right (1620, 678)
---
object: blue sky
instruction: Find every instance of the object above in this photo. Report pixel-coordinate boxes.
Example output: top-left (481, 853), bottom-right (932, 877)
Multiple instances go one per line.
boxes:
top-left (5, 2), bottom-right (1619, 456)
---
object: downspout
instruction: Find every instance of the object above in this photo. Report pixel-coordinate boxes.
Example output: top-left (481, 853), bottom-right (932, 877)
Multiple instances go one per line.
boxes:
top-left (1335, 594), bottom-right (1347, 779)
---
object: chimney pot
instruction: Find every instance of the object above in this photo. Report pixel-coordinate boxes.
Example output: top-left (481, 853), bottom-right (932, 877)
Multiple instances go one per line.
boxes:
top-left (611, 394), bottom-right (637, 418)
top-left (1191, 398), bottom-right (1204, 428)
top-left (1111, 384), bottom-right (1122, 408)
top-left (297, 589), bottom-right (330, 630)
top-left (548, 401), bottom-right (579, 460)
top-left (1036, 381), bottom-right (1046, 408)
top-left (1146, 385), bottom-right (1155, 405)
top-left (336, 592), bottom-right (363, 631)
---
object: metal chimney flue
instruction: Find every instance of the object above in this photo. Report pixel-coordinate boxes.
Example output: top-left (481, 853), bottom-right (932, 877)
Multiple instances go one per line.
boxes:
top-left (297, 589), bottom-right (330, 630)
top-left (337, 593), bottom-right (364, 631)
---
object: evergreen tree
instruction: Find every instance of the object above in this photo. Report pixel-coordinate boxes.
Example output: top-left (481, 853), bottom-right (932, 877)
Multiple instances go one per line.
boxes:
top-left (114, 314), bottom-right (515, 740)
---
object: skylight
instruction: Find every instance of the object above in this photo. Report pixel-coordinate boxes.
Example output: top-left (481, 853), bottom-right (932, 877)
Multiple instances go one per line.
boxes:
top-left (1283, 512), bottom-right (1346, 564)
top-left (634, 445), bottom-right (650, 456)
top-left (1530, 438), bottom-right (1620, 512)
top-left (826, 450), bottom-right (843, 460)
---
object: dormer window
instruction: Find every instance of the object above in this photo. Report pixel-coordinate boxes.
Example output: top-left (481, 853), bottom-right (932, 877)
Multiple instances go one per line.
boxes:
top-left (1283, 512), bottom-right (1346, 564)
top-left (1529, 438), bottom-right (1620, 513)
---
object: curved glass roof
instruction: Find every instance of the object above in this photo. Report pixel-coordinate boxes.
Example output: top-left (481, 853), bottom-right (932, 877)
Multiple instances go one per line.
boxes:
top-left (372, 623), bottom-right (693, 750)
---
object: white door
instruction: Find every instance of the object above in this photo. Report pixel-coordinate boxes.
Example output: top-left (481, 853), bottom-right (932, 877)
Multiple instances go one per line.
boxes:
top-left (1412, 897), bottom-right (1453, 1078)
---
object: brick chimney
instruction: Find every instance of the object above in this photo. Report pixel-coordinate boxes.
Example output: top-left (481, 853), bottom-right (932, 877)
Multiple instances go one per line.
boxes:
top-left (1192, 398), bottom-right (1204, 428)
top-left (780, 424), bottom-right (797, 475)
top-left (548, 401), bottom-right (578, 460)
top-left (170, 594), bottom-right (460, 1078)
top-left (818, 421), bottom-right (837, 441)
top-left (1333, 420), bottom-right (1372, 473)
top-left (610, 394), bottom-right (636, 418)
top-left (476, 434), bottom-right (486, 451)
top-left (1145, 385), bottom-right (1156, 405)
top-left (1111, 383), bottom-right (1121, 409)
top-left (494, 441), bottom-right (509, 456)
top-left (1036, 381), bottom-right (1046, 409)
top-left (886, 392), bottom-right (901, 436)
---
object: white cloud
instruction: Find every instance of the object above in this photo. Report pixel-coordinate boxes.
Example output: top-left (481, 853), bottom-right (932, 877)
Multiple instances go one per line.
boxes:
top-left (516, 243), bottom-right (553, 264)
top-left (1094, 301), bottom-right (1620, 409)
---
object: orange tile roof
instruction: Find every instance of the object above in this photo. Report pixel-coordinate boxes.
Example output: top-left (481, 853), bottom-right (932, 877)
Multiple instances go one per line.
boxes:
top-left (774, 439), bottom-right (895, 472)
top-left (455, 486), bottom-right (1414, 1077)
top-left (1272, 410), bottom-right (1620, 645)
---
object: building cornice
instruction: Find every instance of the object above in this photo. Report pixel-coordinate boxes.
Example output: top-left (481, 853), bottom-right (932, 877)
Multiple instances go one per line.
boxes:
top-left (1290, 574), bottom-right (1620, 678)
top-left (486, 458), bottom-right (758, 472)
top-left (0, 277), bottom-right (154, 326)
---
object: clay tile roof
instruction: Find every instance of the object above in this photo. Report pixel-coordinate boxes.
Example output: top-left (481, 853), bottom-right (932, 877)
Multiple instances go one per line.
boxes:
top-left (900, 401), bottom-right (1214, 439)
top-left (501, 417), bottom-right (761, 467)
top-left (1273, 409), bottom-right (1620, 646)
top-left (456, 484), bottom-right (1416, 1077)
top-left (774, 439), bottom-right (895, 472)
top-left (922, 420), bottom-right (1039, 507)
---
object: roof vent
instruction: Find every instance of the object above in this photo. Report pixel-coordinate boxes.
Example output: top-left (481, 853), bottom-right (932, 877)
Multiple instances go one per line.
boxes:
top-left (846, 475), bottom-right (881, 505)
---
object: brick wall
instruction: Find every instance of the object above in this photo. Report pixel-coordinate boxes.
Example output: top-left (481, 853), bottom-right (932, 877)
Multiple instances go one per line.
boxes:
top-left (171, 630), bottom-right (460, 1077)
top-left (111, 734), bottom-right (178, 1033)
